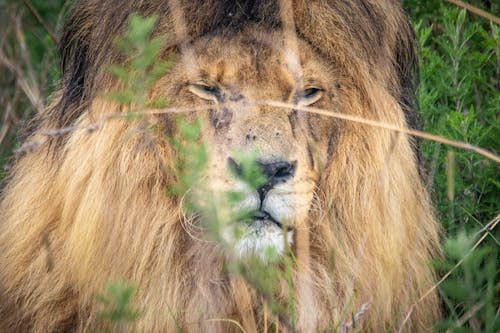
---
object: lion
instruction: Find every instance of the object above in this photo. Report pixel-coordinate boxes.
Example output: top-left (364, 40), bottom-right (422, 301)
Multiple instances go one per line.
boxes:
top-left (0, 0), bottom-right (441, 332)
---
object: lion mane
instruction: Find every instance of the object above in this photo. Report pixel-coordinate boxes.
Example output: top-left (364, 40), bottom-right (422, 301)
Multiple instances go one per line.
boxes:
top-left (0, 0), bottom-right (440, 332)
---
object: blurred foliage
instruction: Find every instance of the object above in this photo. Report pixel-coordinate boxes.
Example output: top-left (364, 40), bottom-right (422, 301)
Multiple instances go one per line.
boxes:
top-left (0, 0), bottom-right (498, 331)
top-left (96, 280), bottom-right (141, 325)
top-left (0, 0), bottom-right (68, 69)
top-left (108, 13), bottom-right (173, 109)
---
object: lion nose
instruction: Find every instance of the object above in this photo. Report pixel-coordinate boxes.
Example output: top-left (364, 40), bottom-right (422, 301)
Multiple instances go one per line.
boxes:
top-left (257, 160), bottom-right (296, 201)
top-left (228, 157), bottom-right (296, 202)
top-left (259, 160), bottom-right (296, 186)
top-left (227, 158), bottom-right (296, 186)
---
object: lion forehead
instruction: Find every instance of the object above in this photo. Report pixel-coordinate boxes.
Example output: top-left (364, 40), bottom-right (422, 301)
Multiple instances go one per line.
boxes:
top-left (179, 31), bottom-right (336, 98)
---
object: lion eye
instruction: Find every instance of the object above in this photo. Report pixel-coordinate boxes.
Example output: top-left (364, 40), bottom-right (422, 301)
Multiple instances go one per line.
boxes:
top-left (297, 87), bottom-right (323, 105)
top-left (188, 83), bottom-right (221, 101)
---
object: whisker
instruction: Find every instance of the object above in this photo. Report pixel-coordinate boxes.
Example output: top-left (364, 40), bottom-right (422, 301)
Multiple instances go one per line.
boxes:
top-left (179, 189), bottom-right (213, 243)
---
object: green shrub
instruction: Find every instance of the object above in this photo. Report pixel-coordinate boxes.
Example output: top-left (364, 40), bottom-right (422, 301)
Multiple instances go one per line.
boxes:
top-left (404, 2), bottom-right (499, 331)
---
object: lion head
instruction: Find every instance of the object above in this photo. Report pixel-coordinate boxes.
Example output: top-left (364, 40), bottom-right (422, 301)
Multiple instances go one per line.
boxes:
top-left (0, 1), bottom-right (441, 332)
top-left (164, 29), bottom-right (340, 259)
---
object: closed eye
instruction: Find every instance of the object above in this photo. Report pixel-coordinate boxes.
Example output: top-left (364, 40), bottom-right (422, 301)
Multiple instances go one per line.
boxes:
top-left (297, 87), bottom-right (323, 105)
top-left (188, 83), bottom-right (221, 101)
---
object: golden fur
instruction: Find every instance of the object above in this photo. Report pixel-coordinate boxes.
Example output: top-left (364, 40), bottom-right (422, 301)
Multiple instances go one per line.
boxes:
top-left (0, 0), bottom-right (441, 331)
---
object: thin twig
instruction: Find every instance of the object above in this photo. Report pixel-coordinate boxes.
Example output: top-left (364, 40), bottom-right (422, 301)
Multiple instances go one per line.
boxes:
top-left (0, 14), bottom-right (44, 113)
top-left (167, 0), bottom-right (199, 77)
top-left (22, 0), bottom-right (57, 42)
top-left (445, 0), bottom-right (500, 25)
top-left (0, 47), bottom-right (44, 113)
top-left (397, 214), bottom-right (500, 332)
top-left (14, 14), bottom-right (44, 110)
top-left (0, 102), bottom-right (12, 145)
top-left (455, 302), bottom-right (484, 327)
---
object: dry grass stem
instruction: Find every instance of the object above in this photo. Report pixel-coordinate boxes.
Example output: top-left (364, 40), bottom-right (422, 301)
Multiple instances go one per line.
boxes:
top-left (0, 101), bottom-right (13, 146)
top-left (0, 14), bottom-right (44, 113)
top-left (167, 0), bottom-right (199, 78)
top-left (445, 0), bottom-right (500, 25)
top-left (455, 302), bottom-right (484, 328)
top-left (279, 0), bottom-right (303, 87)
top-left (22, 0), bottom-right (57, 42)
top-left (15, 101), bottom-right (500, 164)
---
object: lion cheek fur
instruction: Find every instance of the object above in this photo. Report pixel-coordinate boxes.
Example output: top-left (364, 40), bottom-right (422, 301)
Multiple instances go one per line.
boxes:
top-left (0, 0), bottom-right (441, 332)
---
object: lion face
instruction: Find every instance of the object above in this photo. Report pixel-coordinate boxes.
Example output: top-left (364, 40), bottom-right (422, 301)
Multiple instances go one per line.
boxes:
top-left (157, 30), bottom-right (338, 258)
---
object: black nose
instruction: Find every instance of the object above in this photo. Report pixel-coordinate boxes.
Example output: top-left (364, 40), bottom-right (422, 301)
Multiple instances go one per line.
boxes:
top-left (227, 158), bottom-right (296, 202)
top-left (227, 158), bottom-right (296, 186)
top-left (258, 160), bottom-right (296, 186)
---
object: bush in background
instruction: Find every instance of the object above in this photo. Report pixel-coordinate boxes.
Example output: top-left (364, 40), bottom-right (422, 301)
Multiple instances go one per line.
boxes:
top-left (404, 1), bottom-right (499, 331)
top-left (0, 0), bottom-right (70, 179)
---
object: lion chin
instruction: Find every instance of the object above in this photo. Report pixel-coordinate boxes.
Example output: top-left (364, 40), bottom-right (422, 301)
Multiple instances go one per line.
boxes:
top-left (227, 219), bottom-right (294, 261)
top-left (0, 0), bottom-right (442, 332)
top-left (202, 155), bottom-right (312, 261)
top-left (219, 186), bottom-right (297, 261)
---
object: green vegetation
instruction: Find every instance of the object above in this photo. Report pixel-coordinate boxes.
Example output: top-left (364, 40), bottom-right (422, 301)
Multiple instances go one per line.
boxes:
top-left (96, 280), bottom-right (141, 325)
top-left (404, 2), bottom-right (499, 331)
top-left (108, 13), bottom-right (172, 111)
top-left (0, 0), bottom-right (69, 178)
top-left (0, 1), bottom-right (498, 331)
